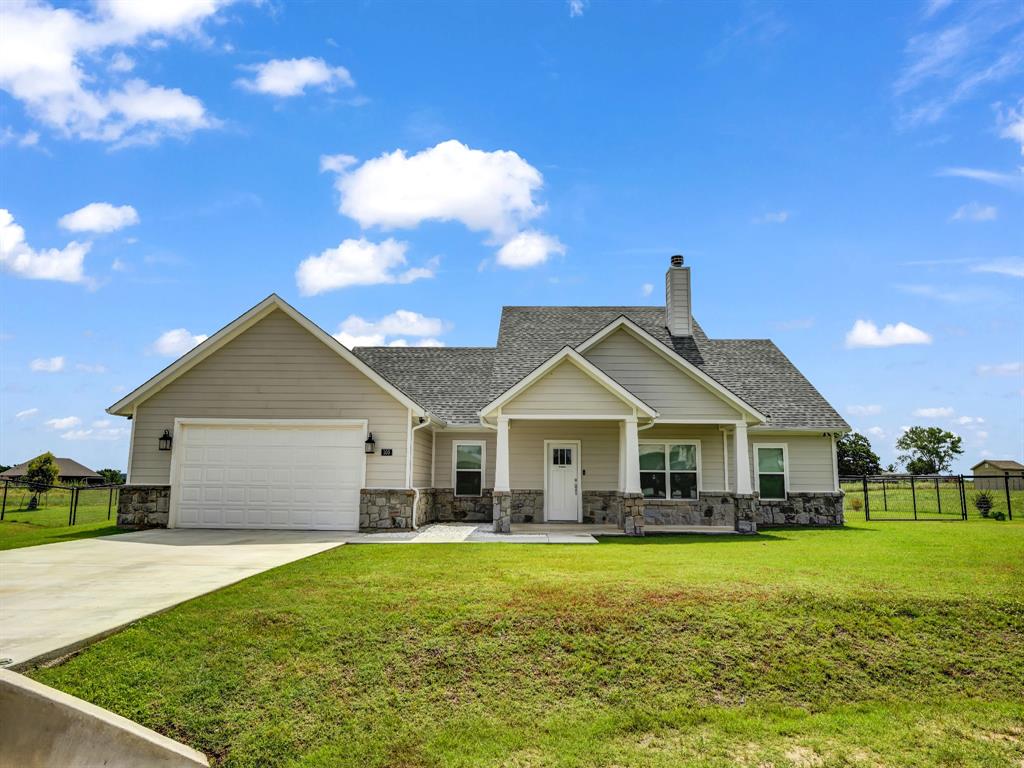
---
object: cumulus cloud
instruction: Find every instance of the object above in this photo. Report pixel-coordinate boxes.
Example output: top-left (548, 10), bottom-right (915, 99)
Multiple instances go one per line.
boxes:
top-left (46, 415), bottom-right (81, 429)
top-left (0, 0), bottom-right (228, 145)
top-left (15, 407), bottom-right (39, 420)
top-left (295, 238), bottom-right (437, 296)
top-left (955, 415), bottom-right (985, 425)
top-left (1, 209), bottom-right (89, 283)
top-left (333, 309), bottom-right (448, 349)
top-left (976, 361), bottom-right (1023, 376)
top-left (150, 328), bottom-right (208, 357)
top-left (319, 153), bottom-right (357, 174)
top-left (845, 319), bottom-right (932, 348)
top-left (913, 406), bottom-right (954, 418)
top-left (568, 0), bottom-right (587, 17)
top-left (847, 404), bottom-right (882, 416)
top-left (59, 202), bottom-right (139, 233)
top-left (998, 97), bottom-right (1024, 155)
top-left (30, 356), bottom-right (65, 372)
top-left (237, 57), bottom-right (354, 97)
top-left (495, 230), bottom-right (566, 269)
top-left (950, 202), bottom-right (997, 221)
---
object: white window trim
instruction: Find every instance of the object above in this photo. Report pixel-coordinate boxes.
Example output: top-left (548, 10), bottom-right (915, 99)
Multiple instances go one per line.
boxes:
top-left (753, 442), bottom-right (789, 500)
top-left (452, 440), bottom-right (486, 497)
top-left (638, 439), bottom-right (702, 499)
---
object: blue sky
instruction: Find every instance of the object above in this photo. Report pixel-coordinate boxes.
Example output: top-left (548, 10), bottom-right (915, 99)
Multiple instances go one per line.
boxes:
top-left (1, 0), bottom-right (1022, 473)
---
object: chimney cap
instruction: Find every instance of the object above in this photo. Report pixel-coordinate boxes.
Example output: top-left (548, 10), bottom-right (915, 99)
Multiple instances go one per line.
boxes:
top-left (670, 254), bottom-right (684, 267)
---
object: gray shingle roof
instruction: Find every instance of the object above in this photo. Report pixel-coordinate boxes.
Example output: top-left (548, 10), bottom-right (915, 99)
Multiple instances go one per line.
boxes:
top-left (353, 306), bottom-right (849, 431)
top-left (0, 457), bottom-right (102, 480)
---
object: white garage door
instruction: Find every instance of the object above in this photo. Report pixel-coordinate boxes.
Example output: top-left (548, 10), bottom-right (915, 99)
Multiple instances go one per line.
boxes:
top-left (173, 421), bottom-right (365, 530)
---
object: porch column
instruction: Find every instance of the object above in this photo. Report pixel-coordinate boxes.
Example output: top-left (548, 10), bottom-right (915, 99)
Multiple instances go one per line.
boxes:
top-left (622, 416), bottom-right (644, 535)
top-left (734, 422), bottom-right (752, 495)
top-left (624, 417), bottom-right (641, 494)
top-left (494, 416), bottom-right (510, 492)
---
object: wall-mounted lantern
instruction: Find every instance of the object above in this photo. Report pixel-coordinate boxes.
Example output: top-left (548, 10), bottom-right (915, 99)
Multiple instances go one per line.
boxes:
top-left (364, 432), bottom-right (376, 455)
top-left (158, 429), bottom-right (173, 451)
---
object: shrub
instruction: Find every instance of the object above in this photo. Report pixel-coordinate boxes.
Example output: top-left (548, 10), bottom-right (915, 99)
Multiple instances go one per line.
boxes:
top-left (848, 497), bottom-right (863, 512)
top-left (991, 509), bottom-right (1007, 521)
top-left (973, 491), bottom-right (994, 518)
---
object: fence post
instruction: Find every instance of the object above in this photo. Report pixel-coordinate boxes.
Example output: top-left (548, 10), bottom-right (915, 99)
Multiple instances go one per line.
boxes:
top-left (882, 478), bottom-right (888, 511)
top-left (1006, 473), bottom-right (1014, 521)
top-left (910, 475), bottom-right (917, 520)
top-left (1, 480), bottom-right (7, 521)
top-left (68, 487), bottom-right (74, 526)
top-left (935, 477), bottom-right (942, 515)
top-left (108, 486), bottom-right (113, 520)
top-left (862, 476), bottom-right (870, 521)
top-left (959, 475), bottom-right (967, 519)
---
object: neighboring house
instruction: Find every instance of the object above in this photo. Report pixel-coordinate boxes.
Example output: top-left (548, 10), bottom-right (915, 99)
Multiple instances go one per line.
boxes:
top-left (971, 460), bottom-right (1024, 492)
top-left (0, 457), bottom-right (104, 485)
top-left (109, 256), bottom-right (849, 535)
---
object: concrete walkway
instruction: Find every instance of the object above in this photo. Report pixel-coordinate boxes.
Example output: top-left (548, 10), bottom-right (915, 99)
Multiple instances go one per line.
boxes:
top-left (0, 529), bottom-right (352, 670)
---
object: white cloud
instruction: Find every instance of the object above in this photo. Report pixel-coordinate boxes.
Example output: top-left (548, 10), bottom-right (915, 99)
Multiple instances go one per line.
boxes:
top-left (568, 0), bottom-right (587, 17)
top-left (46, 415), bottom-right (81, 429)
top-left (0, 0), bottom-right (228, 145)
top-left (1, 209), bottom-right (90, 283)
top-left (955, 415), bottom-right (985, 425)
top-left (641, 283), bottom-right (654, 297)
top-left (75, 362), bottom-right (107, 373)
top-left (295, 237), bottom-right (436, 296)
top-left (319, 153), bottom-right (357, 174)
top-left (111, 258), bottom-right (127, 271)
top-left (0, 126), bottom-right (40, 147)
top-left (847, 404), bottom-right (882, 416)
top-left (976, 361), bottom-right (1023, 376)
top-left (971, 259), bottom-right (1024, 278)
top-left (30, 356), bottom-right (65, 372)
top-left (109, 51), bottom-right (134, 73)
top-left (59, 202), bottom-right (139, 233)
top-left (898, 284), bottom-right (992, 303)
top-left (913, 406), bottom-right (954, 418)
top-left (150, 328), bottom-right (208, 357)
top-left (998, 97), bottom-right (1024, 155)
top-left (61, 424), bottom-right (129, 441)
top-left (15, 407), bottom-right (39, 420)
top-left (950, 202), bottom-right (997, 221)
top-left (974, 430), bottom-right (989, 441)
top-left (495, 230), bottom-right (565, 269)
top-left (845, 320), bottom-right (932, 348)
top-left (866, 426), bottom-right (887, 439)
top-left (333, 310), bottom-right (449, 349)
top-left (236, 57), bottom-right (354, 97)
top-left (752, 210), bottom-right (790, 224)
top-left (937, 167), bottom-right (1024, 189)
top-left (325, 140), bottom-right (545, 240)
top-left (922, 0), bottom-right (952, 19)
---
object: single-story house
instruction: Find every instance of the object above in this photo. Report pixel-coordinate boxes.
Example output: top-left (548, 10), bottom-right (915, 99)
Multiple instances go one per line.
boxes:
top-left (0, 457), bottom-right (104, 485)
top-left (971, 460), bottom-right (1024, 491)
top-left (109, 256), bottom-right (849, 535)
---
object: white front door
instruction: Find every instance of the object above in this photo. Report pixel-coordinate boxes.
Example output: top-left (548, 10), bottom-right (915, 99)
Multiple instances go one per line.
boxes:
top-left (546, 441), bottom-right (580, 521)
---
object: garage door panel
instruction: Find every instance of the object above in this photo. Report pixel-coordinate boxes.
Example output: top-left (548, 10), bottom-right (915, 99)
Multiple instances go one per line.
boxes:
top-left (174, 423), bottom-right (363, 530)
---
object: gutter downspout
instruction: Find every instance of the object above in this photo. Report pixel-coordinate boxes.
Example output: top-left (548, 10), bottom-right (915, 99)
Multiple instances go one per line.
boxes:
top-left (409, 414), bottom-right (432, 530)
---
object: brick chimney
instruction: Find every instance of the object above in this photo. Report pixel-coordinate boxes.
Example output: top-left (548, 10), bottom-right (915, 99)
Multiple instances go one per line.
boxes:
top-left (664, 254), bottom-right (692, 336)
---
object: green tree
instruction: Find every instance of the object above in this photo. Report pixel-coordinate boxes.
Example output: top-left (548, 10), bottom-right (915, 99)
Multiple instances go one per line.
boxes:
top-left (97, 468), bottom-right (126, 485)
top-left (837, 432), bottom-right (882, 476)
top-left (896, 426), bottom-right (963, 475)
top-left (23, 452), bottom-right (60, 508)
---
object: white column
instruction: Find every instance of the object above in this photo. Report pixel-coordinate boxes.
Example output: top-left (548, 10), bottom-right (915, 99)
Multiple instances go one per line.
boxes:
top-left (494, 416), bottom-right (510, 492)
top-left (734, 421), bottom-right (752, 495)
top-left (618, 420), bottom-right (626, 492)
top-left (624, 417), bottom-right (641, 494)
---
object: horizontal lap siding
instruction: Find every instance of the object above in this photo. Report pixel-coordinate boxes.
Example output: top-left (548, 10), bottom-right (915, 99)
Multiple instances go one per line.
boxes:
top-left (509, 421), bottom-right (619, 490)
top-left (503, 361), bottom-right (632, 416)
top-left (129, 310), bottom-right (409, 488)
top-left (433, 431), bottom-right (496, 489)
top-left (584, 329), bottom-right (741, 420)
top-left (748, 433), bottom-right (836, 493)
top-left (640, 424), bottom-right (728, 491)
top-left (412, 425), bottom-right (432, 489)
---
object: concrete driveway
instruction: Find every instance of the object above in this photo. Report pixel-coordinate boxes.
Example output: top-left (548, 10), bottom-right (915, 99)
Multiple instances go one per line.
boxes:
top-left (0, 529), bottom-right (353, 670)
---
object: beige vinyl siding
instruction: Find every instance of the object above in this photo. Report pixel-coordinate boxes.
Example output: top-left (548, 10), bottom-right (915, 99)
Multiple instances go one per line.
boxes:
top-left (748, 433), bottom-right (836, 493)
top-left (502, 360), bottom-right (633, 416)
top-left (584, 328), bottom-right (742, 421)
top-left (433, 430), bottom-right (496, 489)
top-left (639, 424), bottom-right (729, 491)
top-left (412, 425), bottom-right (432, 489)
top-left (508, 420), bottom-right (619, 490)
top-left (129, 309), bottom-right (409, 488)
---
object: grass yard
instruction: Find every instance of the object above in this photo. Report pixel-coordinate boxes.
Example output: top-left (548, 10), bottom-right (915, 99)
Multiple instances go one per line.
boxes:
top-left (0, 484), bottom-right (122, 550)
top-left (30, 518), bottom-right (1024, 768)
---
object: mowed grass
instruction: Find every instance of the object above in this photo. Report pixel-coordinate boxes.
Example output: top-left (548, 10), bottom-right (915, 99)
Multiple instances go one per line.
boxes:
top-left (0, 485), bottom-right (121, 550)
top-left (31, 519), bottom-right (1024, 768)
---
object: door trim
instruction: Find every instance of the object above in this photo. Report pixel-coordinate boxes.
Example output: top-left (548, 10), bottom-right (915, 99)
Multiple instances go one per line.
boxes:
top-left (543, 439), bottom-right (582, 522)
top-left (168, 418), bottom-right (368, 529)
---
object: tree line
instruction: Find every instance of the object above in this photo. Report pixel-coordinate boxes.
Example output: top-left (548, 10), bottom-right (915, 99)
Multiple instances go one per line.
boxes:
top-left (838, 427), bottom-right (963, 476)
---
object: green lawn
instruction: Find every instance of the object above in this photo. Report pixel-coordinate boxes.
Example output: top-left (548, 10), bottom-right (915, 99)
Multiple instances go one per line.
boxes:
top-left (0, 484), bottom-right (121, 550)
top-left (30, 519), bottom-right (1024, 768)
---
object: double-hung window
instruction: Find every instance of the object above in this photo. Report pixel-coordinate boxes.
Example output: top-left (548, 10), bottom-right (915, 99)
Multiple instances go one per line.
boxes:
top-left (453, 441), bottom-right (485, 497)
top-left (755, 444), bottom-right (787, 500)
top-left (639, 442), bottom-right (700, 499)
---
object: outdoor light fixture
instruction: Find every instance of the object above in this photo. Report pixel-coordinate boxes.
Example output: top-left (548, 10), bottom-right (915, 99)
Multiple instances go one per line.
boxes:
top-left (364, 432), bottom-right (376, 454)
top-left (158, 429), bottom-right (173, 451)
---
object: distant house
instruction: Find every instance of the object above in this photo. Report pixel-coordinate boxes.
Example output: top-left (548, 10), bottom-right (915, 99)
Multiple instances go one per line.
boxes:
top-left (971, 460), bottom-right (1024, 492)
top-left (0, 457), bottom-right (104, 486)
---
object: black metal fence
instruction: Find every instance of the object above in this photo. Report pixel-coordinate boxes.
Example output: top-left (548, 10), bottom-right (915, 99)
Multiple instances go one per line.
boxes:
top-left (0, 479), bottom-right (123, 527)
top-left (840, 473), bottom-right (1022, 521)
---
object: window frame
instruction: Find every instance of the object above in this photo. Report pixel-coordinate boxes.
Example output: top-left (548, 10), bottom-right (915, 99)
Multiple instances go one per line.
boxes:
top-left (753, 442), bottom-right (789, 500)
top-left (638, 439), bottom-right (702, 500)
top-left (452, 440), bottom-right (486, 497)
